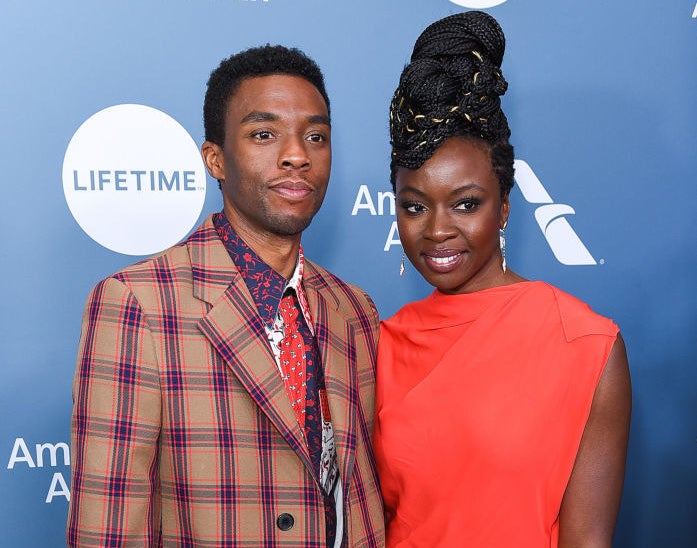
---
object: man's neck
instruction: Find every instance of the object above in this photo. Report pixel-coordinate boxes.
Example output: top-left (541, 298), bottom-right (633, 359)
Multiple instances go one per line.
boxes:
top-left (223, 208), bottom-right (301, 280)
top-left (252, 237), bottom-right (300, 280)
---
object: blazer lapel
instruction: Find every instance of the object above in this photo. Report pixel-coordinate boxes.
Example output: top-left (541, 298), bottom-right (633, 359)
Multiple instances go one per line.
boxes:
top-left (188, 218), bottom-right (312, 469)
top-left (304, 263), bottom-right (359, 497)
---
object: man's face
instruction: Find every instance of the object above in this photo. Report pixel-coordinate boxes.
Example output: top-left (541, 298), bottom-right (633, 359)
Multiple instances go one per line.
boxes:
top-left (203, 74), bottom-right (331, 241)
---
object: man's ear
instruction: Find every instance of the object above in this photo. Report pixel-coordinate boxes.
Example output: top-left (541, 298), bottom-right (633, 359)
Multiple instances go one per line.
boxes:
top-left (201, 141), bottom-right (225, 180)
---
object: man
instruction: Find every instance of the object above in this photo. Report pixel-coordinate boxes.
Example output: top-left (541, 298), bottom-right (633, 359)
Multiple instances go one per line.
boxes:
top-left (67, 45), bottom-right (385, 547)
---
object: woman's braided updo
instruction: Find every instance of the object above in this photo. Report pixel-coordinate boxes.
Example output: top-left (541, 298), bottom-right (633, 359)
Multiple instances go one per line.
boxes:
top-left (389, 11), bottom-right (514, 196)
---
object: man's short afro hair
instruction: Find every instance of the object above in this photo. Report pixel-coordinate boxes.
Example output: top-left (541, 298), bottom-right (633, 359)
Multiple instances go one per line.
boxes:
top-left (203, 44), bottom-right (330, 146)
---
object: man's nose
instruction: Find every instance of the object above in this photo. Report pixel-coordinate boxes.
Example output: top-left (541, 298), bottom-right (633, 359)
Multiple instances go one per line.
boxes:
top-left (278, 136), bottom-right (310, 169)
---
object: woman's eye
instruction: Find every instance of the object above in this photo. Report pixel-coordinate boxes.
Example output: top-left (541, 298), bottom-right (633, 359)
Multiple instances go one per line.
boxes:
top-left (404, 202), bottom-right (426, 214)
top-left (456, 199), bottom-right (480, 211)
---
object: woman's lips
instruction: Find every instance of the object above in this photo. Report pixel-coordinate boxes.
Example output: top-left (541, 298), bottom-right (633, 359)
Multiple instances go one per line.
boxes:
top-left (423, 250), bottom-right (464, 273)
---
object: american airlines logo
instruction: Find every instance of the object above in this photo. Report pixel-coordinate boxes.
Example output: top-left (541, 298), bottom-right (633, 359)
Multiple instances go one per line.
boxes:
top-left (514, 160), bottom-right (596, 266)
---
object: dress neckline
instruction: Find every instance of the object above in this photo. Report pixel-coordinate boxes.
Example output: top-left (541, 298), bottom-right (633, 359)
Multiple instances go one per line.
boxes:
top-left (384, 281), bottom-right (545, 332)
top-left (431, 280), bottom-right (537, 300)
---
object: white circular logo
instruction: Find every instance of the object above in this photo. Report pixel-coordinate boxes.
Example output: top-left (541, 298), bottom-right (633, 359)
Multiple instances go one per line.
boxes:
top-left (63, 104), bottom-right (206, 255)
top-left (448, 0), bottom-right (508, 8)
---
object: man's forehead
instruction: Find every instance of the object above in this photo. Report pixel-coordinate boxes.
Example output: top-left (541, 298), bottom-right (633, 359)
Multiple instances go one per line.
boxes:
top-left (239, 111), bottom-right (330, 127)
top-left (230, 74), bottom-right (323, 103)
top-left (226, 74), bottom-right (329, 119)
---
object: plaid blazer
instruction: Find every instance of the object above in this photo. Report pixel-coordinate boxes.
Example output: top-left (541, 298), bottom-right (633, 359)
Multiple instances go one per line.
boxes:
top-left (67, 216), bottom-right (385, 547)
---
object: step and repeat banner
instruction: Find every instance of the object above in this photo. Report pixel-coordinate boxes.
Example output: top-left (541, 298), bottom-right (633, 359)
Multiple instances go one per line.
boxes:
top-left (1, 1), bottom-right (695, 546)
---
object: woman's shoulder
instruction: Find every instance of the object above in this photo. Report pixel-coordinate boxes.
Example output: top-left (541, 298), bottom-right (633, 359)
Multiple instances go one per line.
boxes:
top-left (527, 281), bottom-right (619, 341)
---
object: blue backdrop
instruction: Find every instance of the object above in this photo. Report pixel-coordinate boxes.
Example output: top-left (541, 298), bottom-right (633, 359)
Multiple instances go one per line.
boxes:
top-left (1, 1), bottom-right (695, 545)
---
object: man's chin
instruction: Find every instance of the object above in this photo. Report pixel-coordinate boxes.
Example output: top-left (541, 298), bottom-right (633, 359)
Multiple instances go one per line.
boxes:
top-left (269, 215), bottom-right (316, 237)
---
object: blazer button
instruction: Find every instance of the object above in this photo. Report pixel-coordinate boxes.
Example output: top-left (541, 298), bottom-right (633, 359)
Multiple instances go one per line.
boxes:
top-left (276, 513), bottom-right (295, 531)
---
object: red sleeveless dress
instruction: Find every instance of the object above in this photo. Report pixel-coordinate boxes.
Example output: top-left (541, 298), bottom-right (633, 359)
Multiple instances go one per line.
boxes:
top-left (374, 282), bottom-right (618, 547)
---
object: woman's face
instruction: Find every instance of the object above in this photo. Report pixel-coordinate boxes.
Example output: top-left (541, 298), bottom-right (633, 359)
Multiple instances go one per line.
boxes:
top-left (395, 137), bottom-right (509, 294)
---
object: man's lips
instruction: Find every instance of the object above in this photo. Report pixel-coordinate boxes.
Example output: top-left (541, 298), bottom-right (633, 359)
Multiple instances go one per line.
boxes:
top-left (270, 179), bottom-right (313, 200)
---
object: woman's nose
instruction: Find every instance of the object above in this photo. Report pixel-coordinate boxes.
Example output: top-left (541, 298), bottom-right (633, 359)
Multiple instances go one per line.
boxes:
top-left (424, 211), bottom-right (457, 242)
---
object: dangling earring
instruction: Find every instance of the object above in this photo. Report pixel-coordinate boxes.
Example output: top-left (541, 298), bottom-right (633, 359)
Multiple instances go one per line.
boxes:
top-left (499, 222), bottom-right (507, 273)
top-left (399, 251), bottom-right (406, 277)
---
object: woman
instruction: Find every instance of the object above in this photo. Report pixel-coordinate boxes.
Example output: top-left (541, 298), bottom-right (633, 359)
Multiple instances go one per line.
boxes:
top-left (373, 11), bottom-right (631, 547)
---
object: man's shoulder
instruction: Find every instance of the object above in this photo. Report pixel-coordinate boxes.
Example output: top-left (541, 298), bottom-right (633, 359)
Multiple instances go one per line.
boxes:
top-left (304, 259), bottom-right (378, 321)
top-left (303, 258), bottom-right (368, 300)
top-left (110, 239), bottom-right (193, 286)
top-left (101, 217), bottom-right (219, 289)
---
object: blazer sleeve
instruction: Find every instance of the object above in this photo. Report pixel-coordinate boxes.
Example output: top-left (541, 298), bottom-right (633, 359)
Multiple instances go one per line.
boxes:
top-left (67, 277), bottom-right (162, 547)
top-left (365, 291), bottom-right (380, 343)
top-left (354, 287), bottom-right (380, 367)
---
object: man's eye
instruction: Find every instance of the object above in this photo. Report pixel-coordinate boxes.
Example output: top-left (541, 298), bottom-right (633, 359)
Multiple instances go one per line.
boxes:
top-left (253, 131), bottom-right (273, 140)
top-left (307, 133), bottom-right (326, 142)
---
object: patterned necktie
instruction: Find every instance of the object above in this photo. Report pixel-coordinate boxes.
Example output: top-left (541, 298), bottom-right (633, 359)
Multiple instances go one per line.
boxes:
top-left (277, 294), bottom-right (310, 431)
top-left (277, 293), bottom-right (338, 547)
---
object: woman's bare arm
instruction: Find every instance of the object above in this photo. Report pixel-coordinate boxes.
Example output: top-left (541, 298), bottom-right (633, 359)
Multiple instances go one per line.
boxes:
top-left (558, 333), bottom-right (632, 547)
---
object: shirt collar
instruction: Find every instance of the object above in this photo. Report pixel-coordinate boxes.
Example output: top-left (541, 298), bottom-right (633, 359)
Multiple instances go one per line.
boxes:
top-left (213, 212), bottom-right (313, 330)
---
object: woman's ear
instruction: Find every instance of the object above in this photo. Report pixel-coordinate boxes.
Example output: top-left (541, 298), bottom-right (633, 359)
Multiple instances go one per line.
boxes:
top-left (500, 192), bottom-right (511, 229)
